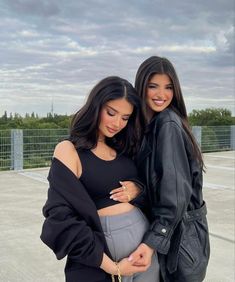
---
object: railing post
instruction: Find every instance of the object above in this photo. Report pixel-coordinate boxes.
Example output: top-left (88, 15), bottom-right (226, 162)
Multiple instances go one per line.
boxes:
top-left (192, 126), bottom-right (202, 148)
top-left (11, 129), bottom-right (23, 170)
top-left (231, 125), bottom-right (235, 150)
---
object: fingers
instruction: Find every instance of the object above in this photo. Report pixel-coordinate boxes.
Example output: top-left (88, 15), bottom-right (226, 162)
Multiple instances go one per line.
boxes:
top-left (132, 257), bottom-right (149, 267)
top-left (110, 182), bottom-right (131, 202)
top-left (128, 251), bottom-right (142, 264)
top-left (109, 181), bottom-right (127, 195)
top-left (110, 193), bottom-right (127, 202)
top-left (110, 187), bottom-right (123, 194)
top-left (110, 194), bottom-right (130, 202)
top-left (118, 258), bottom-right (149, 276)
top-left (110, 192), bottom-right (131, 202)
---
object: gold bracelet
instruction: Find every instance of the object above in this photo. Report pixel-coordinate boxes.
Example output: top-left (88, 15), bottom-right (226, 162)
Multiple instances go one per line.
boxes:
top-left (111, 262), bottom-right (122, 282)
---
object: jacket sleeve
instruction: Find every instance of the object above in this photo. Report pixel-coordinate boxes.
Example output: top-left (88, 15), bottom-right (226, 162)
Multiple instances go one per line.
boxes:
top-left (143, 121), bottom-right (192, 254)
top-left (40, 186), bottom-right (105, 268)
top-left (128, 178), bottom-right (148, 211)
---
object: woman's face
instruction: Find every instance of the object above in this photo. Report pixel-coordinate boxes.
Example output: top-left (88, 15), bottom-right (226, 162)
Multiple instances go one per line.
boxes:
top-left (146, 74), bottom-right (173, 114)
top-left (99, 98), bottom-right (133, 139)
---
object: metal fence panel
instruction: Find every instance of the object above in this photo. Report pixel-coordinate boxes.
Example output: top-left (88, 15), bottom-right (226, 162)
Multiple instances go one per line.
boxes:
top-left (0, 129), bottom-right (68, 171)
top-left (23, 129), bottom-right (69, 169)
top-left (0, 130), bottom-right (11, 170)
top-left (201, 126), bottom-right (231, 152)
top-left (0, 126), bottom-right (234, 170)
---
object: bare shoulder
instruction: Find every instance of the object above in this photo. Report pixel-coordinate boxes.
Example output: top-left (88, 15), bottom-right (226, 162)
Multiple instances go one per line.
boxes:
top-left (53, 140), bottom-right (82, 178)
top-left (54, 140), bottom-right (75, 157)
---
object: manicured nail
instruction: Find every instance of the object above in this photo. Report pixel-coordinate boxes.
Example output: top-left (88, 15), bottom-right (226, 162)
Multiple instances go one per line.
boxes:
top-left (128, 256), bottom-right (133, 262)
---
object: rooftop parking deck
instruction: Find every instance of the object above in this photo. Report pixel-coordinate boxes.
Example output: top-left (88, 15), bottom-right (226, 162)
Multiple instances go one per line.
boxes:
top-left (0, 151), bottom-right (234, 282)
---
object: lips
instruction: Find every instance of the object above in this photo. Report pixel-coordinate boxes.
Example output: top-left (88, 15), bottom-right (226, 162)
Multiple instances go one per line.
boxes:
top-left (107, 127), bottom-right (119, 134)
top-left (152, 99), bottom-right (165, 106)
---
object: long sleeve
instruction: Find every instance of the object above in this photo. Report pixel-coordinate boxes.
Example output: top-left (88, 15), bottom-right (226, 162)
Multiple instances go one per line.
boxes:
top-left (41, 188), bottom-right (104, 267)
top-left (129, 178), bottom-right (148, 210)
top-left (40, 158), bottom-right (106, 268)
top-left (143, 121), bottom-right (192, 254)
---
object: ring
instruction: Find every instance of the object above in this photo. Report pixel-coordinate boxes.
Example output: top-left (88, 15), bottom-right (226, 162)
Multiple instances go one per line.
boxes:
top-left (122, 185), bottom-right (127, 191)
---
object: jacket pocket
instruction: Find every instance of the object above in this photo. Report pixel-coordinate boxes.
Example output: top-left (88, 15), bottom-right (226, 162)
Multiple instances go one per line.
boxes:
top-left (177, 217), bottom-right (210, 279)
top-left (179, 243), bottom-right (195, 266)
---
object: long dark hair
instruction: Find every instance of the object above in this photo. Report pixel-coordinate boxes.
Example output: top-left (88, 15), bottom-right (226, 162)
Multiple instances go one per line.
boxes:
top-left (69, 76), bottom-right (144, 157)
top-left (135, 56), bottom-right (204, 167)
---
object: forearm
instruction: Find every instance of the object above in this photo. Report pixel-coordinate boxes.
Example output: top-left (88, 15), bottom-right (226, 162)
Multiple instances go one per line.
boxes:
top-left (100, 253), bottom-right (117, 275)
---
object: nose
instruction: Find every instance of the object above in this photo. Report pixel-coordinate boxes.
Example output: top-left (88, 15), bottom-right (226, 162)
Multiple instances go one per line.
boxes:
top-left (112, 116), bottom-right (122, 129)
top-left (157, 87), bottom-right (165, 96)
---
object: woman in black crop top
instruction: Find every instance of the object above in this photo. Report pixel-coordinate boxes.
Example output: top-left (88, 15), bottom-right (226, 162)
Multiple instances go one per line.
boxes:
top-left (41, 76), bottom-right (160, 282)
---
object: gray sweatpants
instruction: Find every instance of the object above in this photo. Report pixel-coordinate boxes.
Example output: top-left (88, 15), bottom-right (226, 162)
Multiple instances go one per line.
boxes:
top-left (99, 207), bottom-right (160, 282)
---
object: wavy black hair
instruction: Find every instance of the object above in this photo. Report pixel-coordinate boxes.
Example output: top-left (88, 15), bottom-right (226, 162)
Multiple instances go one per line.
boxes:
top-left (69, 76), bottom-right (144, 157)
top-left (135, 56), bottom-right (204, 167)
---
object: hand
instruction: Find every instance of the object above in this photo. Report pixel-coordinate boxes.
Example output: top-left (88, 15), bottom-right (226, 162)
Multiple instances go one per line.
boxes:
top-left (100, 254), bottom-right (149, 276)
top-left (110, 181), bottom-right (141, 203)
top-left (128, 243), bottom-right (154, 267)
top-left (118, 257), bottom-right (150, 276)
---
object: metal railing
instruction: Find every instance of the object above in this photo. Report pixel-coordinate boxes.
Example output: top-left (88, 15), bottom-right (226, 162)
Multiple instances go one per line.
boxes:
top-left (0, 128), bottom-right (69, 171)
top-left (0, 126), bottom-right (234, 171)
top-left (201, 126), bottom-right (233, 152)
top-left (0, 130), bottom-right (11, 170)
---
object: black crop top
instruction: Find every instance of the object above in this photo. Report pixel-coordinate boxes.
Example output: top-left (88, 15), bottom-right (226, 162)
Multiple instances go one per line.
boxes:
top-left (78, 149), bottom-right (138, 210)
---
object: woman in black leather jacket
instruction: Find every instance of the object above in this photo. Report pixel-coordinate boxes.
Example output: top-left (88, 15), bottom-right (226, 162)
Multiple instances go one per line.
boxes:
top-left (128, 56), bottom-right (210, 282)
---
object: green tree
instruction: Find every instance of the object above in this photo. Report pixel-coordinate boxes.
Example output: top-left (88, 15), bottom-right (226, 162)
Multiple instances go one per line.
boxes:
top-left (189, 108), bottom-right (234, 126)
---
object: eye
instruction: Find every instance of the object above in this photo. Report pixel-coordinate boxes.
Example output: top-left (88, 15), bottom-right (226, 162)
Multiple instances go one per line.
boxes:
top-left (122, 117), bottom-right (130, 121)
top-left (107, 110), bottom-right (115, 116)
top-left (148, 84), bottom-right (157, 89)
top-left (166, 85), bottom-right (173, 90)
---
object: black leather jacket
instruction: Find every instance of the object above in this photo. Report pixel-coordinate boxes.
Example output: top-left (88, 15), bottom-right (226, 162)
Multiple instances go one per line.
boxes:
top-left (136, 108), bottom-right (210, 282)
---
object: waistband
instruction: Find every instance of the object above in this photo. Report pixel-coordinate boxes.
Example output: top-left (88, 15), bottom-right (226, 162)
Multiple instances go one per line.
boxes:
top-left (99, 207), bottom-right (145, 232)
top-left (183, 201), bottom-right (207, 222)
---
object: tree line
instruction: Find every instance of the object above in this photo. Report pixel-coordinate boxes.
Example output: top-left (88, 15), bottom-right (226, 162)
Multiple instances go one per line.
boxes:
top-left (0, 111), bottom-right (71, 130)
top-left (0, 108), bottom-right (234, 130)
top-left (0, 107), bottom-right (234, 170)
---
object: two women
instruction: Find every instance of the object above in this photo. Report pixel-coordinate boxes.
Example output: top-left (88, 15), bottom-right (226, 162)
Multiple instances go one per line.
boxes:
top-left (41, 56), bottom-right (210, 282)
top-left (40, 76), bottom-right (159, 282)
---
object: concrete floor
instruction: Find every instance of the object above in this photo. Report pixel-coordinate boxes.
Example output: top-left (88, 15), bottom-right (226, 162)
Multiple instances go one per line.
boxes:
top-left (0, 151), bottom-right (234, 282)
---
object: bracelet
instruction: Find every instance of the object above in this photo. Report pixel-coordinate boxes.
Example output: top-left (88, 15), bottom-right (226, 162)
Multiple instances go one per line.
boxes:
top-left (111, 262), bottom-right (122, 282)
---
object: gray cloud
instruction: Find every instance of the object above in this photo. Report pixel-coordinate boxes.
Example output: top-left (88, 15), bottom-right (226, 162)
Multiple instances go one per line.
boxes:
top-left (0, 0), bottom-right (234, 116)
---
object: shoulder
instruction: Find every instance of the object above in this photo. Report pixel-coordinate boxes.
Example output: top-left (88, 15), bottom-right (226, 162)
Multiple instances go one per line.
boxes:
top-left (54, 140), bottom-right (77, 159)
top-left (149, 108), bottom-right (182, 134)
top-left (53, 140), bottom-right (82, 178)
top-left (151, 109), bottom-right (184, 140)
top-left (157, 108), bottom-right (182, 127)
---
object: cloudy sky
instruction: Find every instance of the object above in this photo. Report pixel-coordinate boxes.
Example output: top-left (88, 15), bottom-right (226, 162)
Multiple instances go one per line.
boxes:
top-left (0, 0), bottom-right (234, 116)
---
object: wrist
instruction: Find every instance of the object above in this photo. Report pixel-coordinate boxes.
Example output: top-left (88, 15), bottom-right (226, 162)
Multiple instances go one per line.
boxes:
top-left (111, 261), bottom-right (118, 275)
top-left (115, 262), bottom-right (121, 276)
top-left (142, 243), bottom-right (154, 254)
top-left (111, 262), bottom-right (122, 281)
top-left (100, 254), bottom-right (118, 275)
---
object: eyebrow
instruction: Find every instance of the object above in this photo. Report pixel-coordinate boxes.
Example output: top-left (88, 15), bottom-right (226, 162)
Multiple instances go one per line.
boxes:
top-left (106, 105), bottom-right (132, 116)
top-left (148, 82), bottom-right (173, 86)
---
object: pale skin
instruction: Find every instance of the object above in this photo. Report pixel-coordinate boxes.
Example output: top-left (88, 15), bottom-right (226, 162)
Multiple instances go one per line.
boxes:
top-left (127, 74), bottom-right (174, 267)
top-left (53, 98), bottom-right (148, 276)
